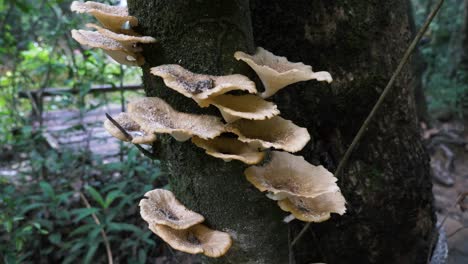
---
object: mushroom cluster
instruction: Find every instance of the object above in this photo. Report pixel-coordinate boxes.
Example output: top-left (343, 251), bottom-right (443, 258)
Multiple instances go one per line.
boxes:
top-left (140, 189), bottom-right (232, 258)
top-left (70, 1), bottom-right (156, 66)
top-left (72, 1), bottom-right (346, 258)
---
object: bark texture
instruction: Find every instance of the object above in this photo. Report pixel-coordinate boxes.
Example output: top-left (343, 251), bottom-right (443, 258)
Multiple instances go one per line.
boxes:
top-left (250, 0), bottom-right (435, 263)
top-left (127, 1), bottom-right (289, 263)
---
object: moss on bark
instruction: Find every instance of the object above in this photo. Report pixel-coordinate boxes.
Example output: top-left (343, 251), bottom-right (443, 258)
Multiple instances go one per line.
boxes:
top-left (127, 1), bottom-right (289, 263)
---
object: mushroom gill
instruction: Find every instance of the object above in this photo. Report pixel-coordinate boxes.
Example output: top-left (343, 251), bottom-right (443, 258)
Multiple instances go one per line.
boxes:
top-left (234, 47), bottom-right (332, 98)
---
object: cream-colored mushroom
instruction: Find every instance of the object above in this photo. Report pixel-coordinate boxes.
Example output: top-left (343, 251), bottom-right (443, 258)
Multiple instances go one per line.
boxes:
top-left (104, 112), bottom-right (157, 144)
top-left (225, 116), bottom-right (310, 153)
top-left (86, 23), bottom-right (156, 52)
top-left (206, 94), bottom-right (279, 123)
top-left (70, 1), bottom-right (137, 33)
top-left (127, 97), bottom-right (225, 142)
top-left (139, 189), bottom-right (204, 230)
top-left (150, 64), bottom-right (257, 106)
top-left (244, 151), bottom-right (339, 199)
top-left (149, 223), bottom-right (232, 258)
top-left (234, 47), bottom-right (332, 98)
top-left (278, 191), bottom-right (346, 223)
top-left (71, 29), bottom-right (144, 66)
top-left (192, 136), bottom-right (265, 164)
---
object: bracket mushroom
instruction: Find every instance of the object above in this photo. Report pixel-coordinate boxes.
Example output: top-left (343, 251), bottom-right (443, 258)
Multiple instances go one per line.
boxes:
top-left (104, 112), bottom-right (157, 144)
top-left (234, 47), bottom-right (333, 98)
top-left (192, 136), bottom-right (265, 164)
top-left (150, 64), bottom-right (257, 106)
top-left (71, 29), bottom-right (145, 66)
top-left (139, 189), bottom-right (204, 229)
top-left (127, 97), bottom-right (225, 142)
top-left (225, 116), bottom-right (310, 153)
top-left (205, 94), bottom-right (280, 123)
top-left (71, 1), bottom-right (138, 34)
top-left (149, 223), bottom-right (232, 258)
top-left (85, 23), bottom-right (156, 52)
top-left (278, 191), bottom-right (346, 223)
top-left (244, 151), bottom-right (340, 199)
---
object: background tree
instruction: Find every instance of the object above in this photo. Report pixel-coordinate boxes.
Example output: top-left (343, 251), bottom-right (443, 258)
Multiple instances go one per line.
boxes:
top-left (127, 0), bottom-right (436, 263)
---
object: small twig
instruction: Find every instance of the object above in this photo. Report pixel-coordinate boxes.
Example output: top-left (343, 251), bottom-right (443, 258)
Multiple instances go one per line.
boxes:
top-left (291, 0), bottom-right (445, 248)
top-left (105, 113), bottom-right (158, 159)
top-left (79, 192), bottom-right (113, 264)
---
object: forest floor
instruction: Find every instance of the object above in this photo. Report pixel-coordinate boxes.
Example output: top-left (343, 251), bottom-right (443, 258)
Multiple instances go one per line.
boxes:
top-left (427, 118), bottom-right (468, 264)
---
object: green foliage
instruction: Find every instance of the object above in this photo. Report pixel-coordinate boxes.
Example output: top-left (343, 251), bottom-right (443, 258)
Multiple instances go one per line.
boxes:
top-left (412, 0), bottom-right (468, 116)
top-left (1, 138), bottom-right (164, 263)
top-left (0, 0), bottom-right (142, 144)
top-left (0, 2), bottom-right (162, 262)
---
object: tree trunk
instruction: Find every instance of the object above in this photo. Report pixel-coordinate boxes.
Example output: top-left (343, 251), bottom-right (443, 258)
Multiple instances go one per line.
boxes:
top-left (127, 1), bottom-right (289, 263)
top-left (250, 0), bottom-right (435, 263)
top-left (128, 0), bottom-right (436, 263)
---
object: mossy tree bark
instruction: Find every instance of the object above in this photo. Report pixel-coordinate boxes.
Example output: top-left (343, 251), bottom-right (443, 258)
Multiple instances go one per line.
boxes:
top-left (127, 1), bottom-right (288, 263)
top-left (128, 0), bottom-right (435, 263)
top-left (251, 0), bottom-right (435, 263)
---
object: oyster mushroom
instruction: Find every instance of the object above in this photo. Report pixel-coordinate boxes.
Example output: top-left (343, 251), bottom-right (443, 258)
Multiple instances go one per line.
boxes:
top-left (225, 116), bottom-right (310, 153)
top-left (234, 47), bottom-right (332, 98)
top-left (278, 191), bottom-right (346, 223)
top-left (206, 94), bottom-right (280, 123)
top-left (149, 223), bottom-right (232, 258)
top-left (139, 189), bottom-right (204, 230)
top-left (150, 64), bottom-right (257, 106)
top-left (127, 97), bottom-right (225, 142)
top-left (244, 151), bottom-right (339, 199)
top-left (192, 136), bottom-right (265, 164)
top-left (104, 112), bottom-right (156, 144)
top-left (71, 29), bottom-right (144, 66)
top-left (70, 1), bottom-right (137, 34)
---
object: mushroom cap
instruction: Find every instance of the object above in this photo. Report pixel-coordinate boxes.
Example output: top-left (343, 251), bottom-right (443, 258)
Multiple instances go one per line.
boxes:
top-left (71, 29), bottom-right (144, 66)
top-left (71, 1), bottom-right (138, 33)
top-left (139, 189), bottom-right (204, 230)
top-left (150, 64), bottom-right (257, 105)
top-left (127, 97), bottom-right (225, 141)
top-left (278, 191), bottom-right (346, 222)
top-left (86, 23), bottom-right (156, 52)
top-left (192, 136), bottom-right (265, 164)
top-left (244, 151), bottom-right (339, 198)
top-left (104, 112), bottom-right (157, 144)
top-left (225, 116), bottom-right (310, 153)
top-left (149, 223), bottom-right (232, 258)
top-left (206, 94), bottom-right (280, 123)
top-left (234, 47), bottom-right (332, 98)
